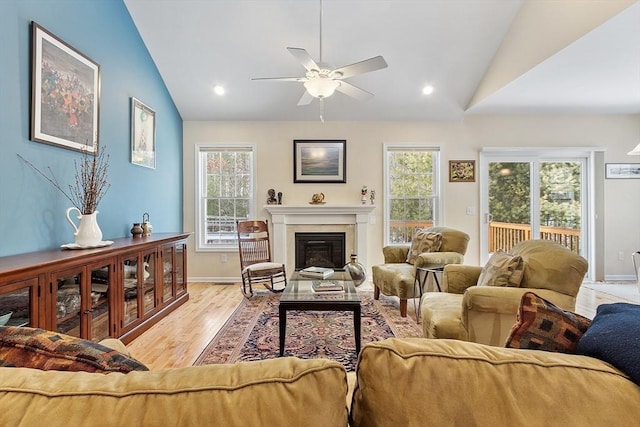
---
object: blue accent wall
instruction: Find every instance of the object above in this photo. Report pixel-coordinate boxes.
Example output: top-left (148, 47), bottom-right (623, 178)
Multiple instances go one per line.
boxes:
top-left (0, 0), bottom-right (183, 257)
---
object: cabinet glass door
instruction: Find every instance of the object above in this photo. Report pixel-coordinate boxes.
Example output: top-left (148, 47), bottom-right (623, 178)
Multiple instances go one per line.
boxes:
top-left (53, 270), bottom-right (82, 337)
top-left (89, 264), bottom-right (110, 341)
top-left (0, 279), bottom-right (37, 327)
top-left (162, 246), bottom-right (174, 304)
top-left (122, 256), bottom-right (140, 327)
top-left (176, 243), bottom-right (186, 296)
top-left (142, 251), bottom-right (156, 314)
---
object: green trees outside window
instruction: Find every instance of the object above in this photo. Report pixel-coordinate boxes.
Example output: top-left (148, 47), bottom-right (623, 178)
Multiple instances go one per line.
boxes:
top-left (387, 149), bottom-right (438, 244)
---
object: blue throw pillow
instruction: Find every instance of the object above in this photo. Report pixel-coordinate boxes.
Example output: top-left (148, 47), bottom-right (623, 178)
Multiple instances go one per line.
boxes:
top-left (576, 303), bottom-right (640, 385)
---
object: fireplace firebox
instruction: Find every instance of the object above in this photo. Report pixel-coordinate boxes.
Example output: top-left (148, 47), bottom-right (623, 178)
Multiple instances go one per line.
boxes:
top-left (295, 232), bottom-right (345, 270)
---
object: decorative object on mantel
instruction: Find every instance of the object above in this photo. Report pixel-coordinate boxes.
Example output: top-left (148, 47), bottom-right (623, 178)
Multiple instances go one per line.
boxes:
top-left (344, 253), bottom-right (366, 286)
top-left (361, 186), bottom-right (368, 204)
top-left (18, 139), bottom-right (110, 248)
top-left (277, 192), bottom-right (283, 205)
top-left (142, 212), bottom-right (153, 236)
top-left (267, 189), bottom-right (278, 205)
top-left (310, 192), bottom-right (326, 204)
top-left (131, 223), bottom-right (143, 237)
top-left (370, 190), bottom-right (376, 205)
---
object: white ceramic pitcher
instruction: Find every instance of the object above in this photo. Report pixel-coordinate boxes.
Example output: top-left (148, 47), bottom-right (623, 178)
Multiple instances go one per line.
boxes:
top-left (65, 207), bottom-right (103, 247)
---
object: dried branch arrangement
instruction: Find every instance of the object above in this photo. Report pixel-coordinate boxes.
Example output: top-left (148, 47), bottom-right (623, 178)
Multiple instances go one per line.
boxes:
top-left (18, 141), bottom-right (110, 214)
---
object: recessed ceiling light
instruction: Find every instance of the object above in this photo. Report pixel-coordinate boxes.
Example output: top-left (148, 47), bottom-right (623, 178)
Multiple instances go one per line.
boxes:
top-left (422, 85), bottom-right (434, 96)
top-left (213, 85), bottom-right (225, 96)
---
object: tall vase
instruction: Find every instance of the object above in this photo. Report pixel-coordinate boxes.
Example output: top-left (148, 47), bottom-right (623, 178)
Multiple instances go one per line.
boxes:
top-left (344, 253), bottom-right (366, 286)
top-left (65, 207), bottom-right (103, 246)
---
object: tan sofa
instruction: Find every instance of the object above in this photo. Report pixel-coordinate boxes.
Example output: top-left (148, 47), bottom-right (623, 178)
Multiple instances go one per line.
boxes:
top-left (372, 226), bottom-right (470, 317)
top-left (0, 342), bottom-right (348, 427)
top-left (3, 336), bottom-right (639, 426)
top-left (350, 338), bottom-right (640, 426)
top-left (421, 240), bottom-right (588, 346)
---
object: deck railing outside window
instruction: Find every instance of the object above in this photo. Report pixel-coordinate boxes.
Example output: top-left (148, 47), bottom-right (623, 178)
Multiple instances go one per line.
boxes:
top-left (489, 221), bottom-right (580, 254)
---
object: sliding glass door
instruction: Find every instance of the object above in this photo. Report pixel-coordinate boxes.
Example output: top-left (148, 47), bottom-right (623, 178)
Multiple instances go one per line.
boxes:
top-left (480, 150), bottom-right (591, 277)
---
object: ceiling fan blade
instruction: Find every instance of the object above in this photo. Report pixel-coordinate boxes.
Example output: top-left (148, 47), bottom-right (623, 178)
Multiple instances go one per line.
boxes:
top-left (297, 91), bottom-right (314, 106)
top-left (333, 56), bottom-right (388, 79)
top-left (287, 47), bottom-right (320, 71)
top-left (336, 81), bottom-right (374, 101)
top-left (251, 77), bottom-right (304, 82)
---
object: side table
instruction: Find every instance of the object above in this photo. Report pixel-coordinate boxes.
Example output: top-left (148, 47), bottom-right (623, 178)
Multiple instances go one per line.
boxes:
top-left (413, 264), bottom-right (446, 323)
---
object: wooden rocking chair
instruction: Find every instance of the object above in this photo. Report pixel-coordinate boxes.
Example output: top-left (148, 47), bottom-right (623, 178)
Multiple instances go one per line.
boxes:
top-left (236, 219), bottom-right (287, 297)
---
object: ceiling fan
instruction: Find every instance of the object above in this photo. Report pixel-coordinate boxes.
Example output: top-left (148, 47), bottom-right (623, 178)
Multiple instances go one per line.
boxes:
top-left (252, 0), bottom-right (388, 111)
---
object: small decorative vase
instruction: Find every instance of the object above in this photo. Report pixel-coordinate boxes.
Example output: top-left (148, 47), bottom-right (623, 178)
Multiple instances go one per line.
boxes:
top-left (131, 223), bottom-right (144, 237)
top-left (344, 253), bottom-right (366, 287)
top-left (65, 207), bottom-right (103, 246)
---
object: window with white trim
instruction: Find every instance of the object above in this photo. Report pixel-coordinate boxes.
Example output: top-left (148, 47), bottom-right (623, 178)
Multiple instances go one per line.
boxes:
top-left (383, 145), bottom-right (440, 245)
top-left (195, 144), bottom-right (255, 251)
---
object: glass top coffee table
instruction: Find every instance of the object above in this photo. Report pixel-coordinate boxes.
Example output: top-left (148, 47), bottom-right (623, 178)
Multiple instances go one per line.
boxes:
top-left (279, 270), bottom-right (361, 356)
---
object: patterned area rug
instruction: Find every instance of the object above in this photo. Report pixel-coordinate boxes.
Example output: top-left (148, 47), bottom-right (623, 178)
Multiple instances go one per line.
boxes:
top-left (194, 290), bottom-right (422, 371)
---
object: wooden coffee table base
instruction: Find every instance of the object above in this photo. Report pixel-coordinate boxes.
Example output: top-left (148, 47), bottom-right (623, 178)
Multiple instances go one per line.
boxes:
top-left (278, 302), bottom-right (362, 357)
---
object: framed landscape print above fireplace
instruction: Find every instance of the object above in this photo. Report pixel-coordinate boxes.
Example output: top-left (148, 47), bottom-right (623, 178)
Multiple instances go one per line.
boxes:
top-left (294, 140), bottom-right (346, 183)
top-left (30, 22), bottom-right (100, 153)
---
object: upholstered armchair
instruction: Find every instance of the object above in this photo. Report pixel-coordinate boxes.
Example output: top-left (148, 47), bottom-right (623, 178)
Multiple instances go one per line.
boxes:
top-left (420, 240), bottom-right (588, 346)
top-left (372, 226), bottom-right (470, 317)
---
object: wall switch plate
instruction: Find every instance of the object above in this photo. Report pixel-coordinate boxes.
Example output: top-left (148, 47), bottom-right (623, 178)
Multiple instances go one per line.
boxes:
top-left (618, 251), bottom-right (624, 261)
top-left (221, 253), bottom-right (228, 263)
top-left (466, 206), bottom-right (476, 215)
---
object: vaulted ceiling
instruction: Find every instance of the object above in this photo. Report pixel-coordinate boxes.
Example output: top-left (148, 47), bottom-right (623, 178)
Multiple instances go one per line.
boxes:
top-left (123, 0), bottom-right (640, 121)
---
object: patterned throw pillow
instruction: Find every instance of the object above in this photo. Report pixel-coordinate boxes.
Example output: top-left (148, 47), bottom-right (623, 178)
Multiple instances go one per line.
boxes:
top-left (477, 250), bottom-right (524, 287)
top-left (0, 326), bottom-right (148, 373)
top-left (406, 230), bottom-right (442, 265)
top-left (505, 292), bottom-right (591, 353)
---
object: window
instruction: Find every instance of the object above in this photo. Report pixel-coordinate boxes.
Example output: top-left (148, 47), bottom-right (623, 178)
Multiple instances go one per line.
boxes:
top-left (383, 145), bottom-right (440, 245)
top-left (195, 144), bottom-right (255, 251)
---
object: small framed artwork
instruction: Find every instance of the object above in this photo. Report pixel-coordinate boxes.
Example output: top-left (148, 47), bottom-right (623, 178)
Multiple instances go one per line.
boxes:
top-left (605, 163), bottom-right (640, 179)
top-left (294, 140), bottom-right (346, 183)
top-left (449, 160), bottom-right (476, 183)
top-left (30, 22), bottom-right (100, 153)
top-left (131, 97), bottom-right (156, 169)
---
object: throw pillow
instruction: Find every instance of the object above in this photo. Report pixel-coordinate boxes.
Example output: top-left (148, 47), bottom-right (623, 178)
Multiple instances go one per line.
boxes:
top-left (576, 303), bottom-right (640, 386)
top-left (477, 250), bottom-right (524, 287)
top-left (406, 230), bottom-right (442, 265)
top-left (0, 326), bottom-right (148, 373)
top-left (504, 292), bottom-right (591, 353)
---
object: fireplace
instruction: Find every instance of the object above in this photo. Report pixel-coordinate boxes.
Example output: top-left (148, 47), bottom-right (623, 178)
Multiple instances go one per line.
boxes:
top-left (295, 232), bottom-right (345, 270)
top-left (263, 204), bottom-right (376, 276)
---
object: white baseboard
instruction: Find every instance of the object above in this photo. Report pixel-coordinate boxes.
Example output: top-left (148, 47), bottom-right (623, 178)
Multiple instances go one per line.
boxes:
top-left (602, 274), bottom-right (636, 282)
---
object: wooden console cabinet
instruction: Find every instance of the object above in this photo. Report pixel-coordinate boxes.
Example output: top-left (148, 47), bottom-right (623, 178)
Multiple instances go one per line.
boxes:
top-left (0, 233), bottom-right (189, 344)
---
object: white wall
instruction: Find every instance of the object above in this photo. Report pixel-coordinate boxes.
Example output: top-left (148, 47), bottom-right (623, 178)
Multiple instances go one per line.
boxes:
top-left (183, 115), bottom-right (640, 282)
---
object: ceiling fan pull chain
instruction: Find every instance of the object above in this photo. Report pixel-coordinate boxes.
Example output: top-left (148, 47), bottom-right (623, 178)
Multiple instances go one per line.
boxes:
top-left (319, 0), bottom-right (323, 65)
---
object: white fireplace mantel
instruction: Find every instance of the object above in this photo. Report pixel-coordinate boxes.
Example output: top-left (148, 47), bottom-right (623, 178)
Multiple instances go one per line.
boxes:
top-left (264, 204), bottom-right (376, 272)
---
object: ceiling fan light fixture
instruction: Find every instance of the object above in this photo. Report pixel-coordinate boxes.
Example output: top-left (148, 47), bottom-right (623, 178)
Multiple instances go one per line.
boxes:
top-left (422, 85), bottom-right (434, 95)
top-left (304, 78), bottom-right (340, 98)
top-left (628, 143), bottom-right (640, 156)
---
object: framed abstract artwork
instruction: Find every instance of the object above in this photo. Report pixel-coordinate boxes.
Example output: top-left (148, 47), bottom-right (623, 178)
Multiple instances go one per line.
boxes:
top-left (449, 160), bottom-right (476, 182)
top-left (130, 97), bottom-right (156, 169)
top-left (293, 140), bottom-right (346, 183)
top-left (605, 163), bottom-right (640, 179)
top-left (30, 22), bottom-right (100, 153)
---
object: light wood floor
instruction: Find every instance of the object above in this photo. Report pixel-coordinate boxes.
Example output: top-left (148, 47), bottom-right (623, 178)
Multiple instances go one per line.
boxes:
top-left (127, 281), bottom-right (637, 370)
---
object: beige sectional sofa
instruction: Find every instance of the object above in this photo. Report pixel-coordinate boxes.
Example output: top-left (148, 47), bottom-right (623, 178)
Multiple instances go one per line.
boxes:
top-left (2, 337), bottom-right (639, 426)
